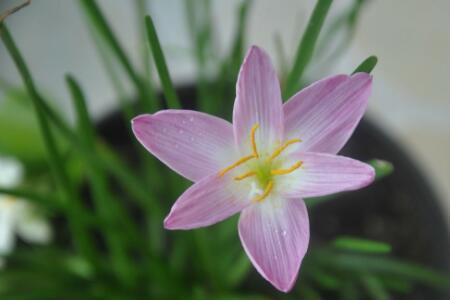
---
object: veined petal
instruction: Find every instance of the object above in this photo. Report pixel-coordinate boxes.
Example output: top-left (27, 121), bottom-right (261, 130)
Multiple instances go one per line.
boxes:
top-left (164, 173), bottom-right (252, 230)
top-left (279, 152), bottom-right (375, 198)
top-left (239, 197), bottom-right (309, 292)
top-left (233, 46), bottom-right (283, 153)
top-left (132, 110), bottom-right (237, 182)
top-left (283, 73), bottom-right (372, 154)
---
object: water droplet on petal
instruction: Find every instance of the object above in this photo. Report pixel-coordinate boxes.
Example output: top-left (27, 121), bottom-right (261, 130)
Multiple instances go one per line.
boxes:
top-left (178, 129), bottom-right (184, 134)
top-left (282, 230), bottom-right (287, 237)
top-left (189, 117), bottom-right (194, 122)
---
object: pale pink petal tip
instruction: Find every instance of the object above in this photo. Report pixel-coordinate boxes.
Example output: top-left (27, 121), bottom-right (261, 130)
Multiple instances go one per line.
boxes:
top-left (131, 110), bottom-right (235, 182)
top-left (163, 174), bottom-right (250, 230)
top-left (239, 198), bottom-right (309, 293)
top-left (283, 72), bottom-right (373, 154)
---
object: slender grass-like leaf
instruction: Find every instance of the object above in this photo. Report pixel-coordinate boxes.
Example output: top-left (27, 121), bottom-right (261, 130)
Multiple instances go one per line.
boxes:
top-left (310, 267), bottom-right (341, 290)
top-left (317, 250), bottom-right (450, 291)
top-left (339, 280), bottom-right (361, 300)
top-left (185, 0), bottom-right (214, 113)
top-left (361, 274), bottom-right (391, 300)
top-left (78, 0), bottom-right (157, 112)
top-left (145, 15), bottom-right (181, 109)
top-left (284, 0), bottom-right (333, 99)
top-left (0, 23), bottom-right (98, 265)
top-left (229, 0), bottom-right (252, 75)
top-left (67, 75), bottom-right (137, 287)
top-left (353, 56), bottom-right (378, 74)
top-left (333, 236), bottom-right (392, 254)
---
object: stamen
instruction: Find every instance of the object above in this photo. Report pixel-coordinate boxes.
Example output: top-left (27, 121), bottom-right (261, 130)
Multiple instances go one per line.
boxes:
top-left (250, 123), bottom-right (259, 158)
top-left (267, 138), bottom-right (302, 162)
top-left (253, 180), bottom-right (273, 202)
top-left (271, 161), bottom-right (303, 175)
top-left (234, 171), bottom-right (256, 181)
top-left (219, 155), bottom-right (255, 177)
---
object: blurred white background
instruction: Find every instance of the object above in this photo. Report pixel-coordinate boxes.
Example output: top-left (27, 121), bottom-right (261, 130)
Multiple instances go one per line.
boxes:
top-left (1, 0), bottom-right (449, 224)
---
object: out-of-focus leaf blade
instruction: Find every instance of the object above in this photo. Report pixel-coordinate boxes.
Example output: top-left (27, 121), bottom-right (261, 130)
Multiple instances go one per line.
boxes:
top-left (333, 237), bottom-right (392, 254)
top-left (352, 55), bottom-right (378, 74)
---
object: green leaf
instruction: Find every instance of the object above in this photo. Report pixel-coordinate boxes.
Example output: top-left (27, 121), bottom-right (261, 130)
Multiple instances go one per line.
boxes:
top-left (361, 274), bottom-right (391, 300)
top-left (369, 159), bottom-right (394, 180)
top-left (67, 75), bottom-right (138, 287)
top-left (310, 267), bottom-right (341, 289)
top-left (145, 15), bottom-right (181, 109)
top-left (79, 0), bottom-right (157, 112)
top-left (352, 55), bottom-right (378, 74)
top-left (333, 236), bottom-right (392, 254)
top-left (284, 0), bottom-right (333, 99)
top-left (0, 22), bottom-right (98, 266)
top-left (0, 88), bottom-right (47, 164)
top-left (317, 250), bottom-right (450, 291)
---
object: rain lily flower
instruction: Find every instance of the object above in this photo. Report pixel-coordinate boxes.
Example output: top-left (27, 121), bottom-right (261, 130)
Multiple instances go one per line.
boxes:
top-left (0, 156), bottom-right (52, 267)
top-left (132, 46), bottom-right (374, 292)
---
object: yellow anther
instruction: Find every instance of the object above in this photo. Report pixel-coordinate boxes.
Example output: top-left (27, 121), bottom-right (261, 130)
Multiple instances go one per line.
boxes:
top-left (253, 180), bottom-right (273, 202)
top-left (234, 171), bottom-right (256, 181)
top-left (267, 138), bottom-right (302, 162)
top-left (219, 154), bottom-right (255, 177)
top-left (271, 161), bottom-right (303, 176)
top-left (250, 123), bottom-right (259, 158)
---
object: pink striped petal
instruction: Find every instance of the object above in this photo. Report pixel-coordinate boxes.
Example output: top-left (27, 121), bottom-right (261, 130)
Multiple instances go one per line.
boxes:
top-left (132, 110), bottom-right (236, 182)
top-left (283, 73), bottom-right (372, 154)
top-left (233, 46), bottom-right (283, 153)
top-left (164, 173), bottom-right (251, 230)
top-left (239, 197), bottom-right (309, 292)
top-left (279, 152), bottom-right (375, 198)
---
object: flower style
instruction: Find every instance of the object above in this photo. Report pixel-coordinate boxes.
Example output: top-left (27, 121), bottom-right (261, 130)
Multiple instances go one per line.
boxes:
top-left (0, 156), bottom-right (52, 267)
top-left (132, 46), bottom-right (374, 292)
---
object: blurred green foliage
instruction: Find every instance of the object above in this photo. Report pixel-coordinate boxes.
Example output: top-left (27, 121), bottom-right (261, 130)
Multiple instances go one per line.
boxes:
top-left (0, 0), bottom-right (449, 299)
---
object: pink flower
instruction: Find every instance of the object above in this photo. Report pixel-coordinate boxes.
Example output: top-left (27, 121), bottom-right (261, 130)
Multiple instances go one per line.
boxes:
top-left (132, 46), bottom-right (374, 292)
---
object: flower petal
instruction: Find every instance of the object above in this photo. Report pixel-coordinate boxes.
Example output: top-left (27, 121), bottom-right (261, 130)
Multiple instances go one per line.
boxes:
top-left (0, 200), bottom-right (17, 255)
top-left (132, 110), bottom-right (236, 182)
top-left (279, 152), bottom-right (375, 198)
top-left (0, 156), bottom-right (23, 188)
top-left (238, 197), bottom-right (309, 292)
top-left (283, 73), bottom-right (372, 154)
top-left (164, 173), bottom-right (252, 230)
top-left (233, 46), bottom-right (283, 153)
top-left (16, 202), bottom-right (52, 244)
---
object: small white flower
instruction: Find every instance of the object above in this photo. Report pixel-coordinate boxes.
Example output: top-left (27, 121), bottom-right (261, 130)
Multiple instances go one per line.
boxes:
top-left (0, 156), bottom-right (52, 266)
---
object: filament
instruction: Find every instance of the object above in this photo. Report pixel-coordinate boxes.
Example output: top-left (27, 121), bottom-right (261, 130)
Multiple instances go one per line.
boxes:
top-left (250, 123), bottom-right (259, 158)
top-left (267, 138), bottom-right (302, 162)
top-left (234, 171), bottom-right (256, 181)
top-left (219, 155), bottom-right (255, 177)
top-left (271, 161), bottom-right (303, 175)
top-left (253, 181), bottom-right (274, 202)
